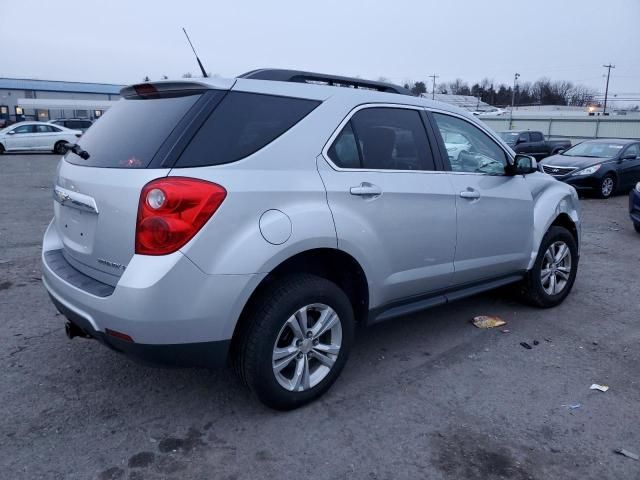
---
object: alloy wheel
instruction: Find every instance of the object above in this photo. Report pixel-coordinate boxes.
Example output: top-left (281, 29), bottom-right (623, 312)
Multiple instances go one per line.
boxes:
top-left (601, 177), bottom-right (614, 197)
top-left (272, 303), bottom-right (342, 392)
top-left (540, 241), bottom-right (572, 295)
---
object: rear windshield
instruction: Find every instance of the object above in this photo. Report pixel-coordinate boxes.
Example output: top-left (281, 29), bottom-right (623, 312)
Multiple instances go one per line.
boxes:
top-left (174, 92), bottom-right (320, 167)
top-left (65, 93), bottom-right (202, 168)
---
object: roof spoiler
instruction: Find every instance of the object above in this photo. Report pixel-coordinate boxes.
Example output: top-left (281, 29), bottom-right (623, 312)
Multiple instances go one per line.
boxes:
top-left (238, 69), bottom-right (413, 96)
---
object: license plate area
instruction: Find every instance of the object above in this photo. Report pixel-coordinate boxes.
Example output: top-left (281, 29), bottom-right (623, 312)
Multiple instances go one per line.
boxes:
top-left (57, 204), bottom-right (98, 255)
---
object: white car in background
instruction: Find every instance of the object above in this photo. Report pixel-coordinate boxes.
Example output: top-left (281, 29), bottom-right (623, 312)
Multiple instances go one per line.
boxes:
top-left (0, 121), bottom-right (82, 155)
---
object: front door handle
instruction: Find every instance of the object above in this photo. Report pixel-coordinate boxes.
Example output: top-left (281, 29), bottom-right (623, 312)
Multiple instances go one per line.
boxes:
top-left (350, 183), bottom-right (382, 197)
top-left (459, 189), bottom-right (481, 199)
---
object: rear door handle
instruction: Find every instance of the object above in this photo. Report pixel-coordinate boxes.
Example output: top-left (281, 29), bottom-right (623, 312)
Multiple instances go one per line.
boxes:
top-left (459, 189), bottom-right (481, 199)
top-left (350, 183), bottom-right (382, 197)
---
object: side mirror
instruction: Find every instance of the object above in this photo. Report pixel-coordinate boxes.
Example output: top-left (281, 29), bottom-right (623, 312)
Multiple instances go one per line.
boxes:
top-left (7, 130), bottom-right (15, 135)
top-left (512, 154), bottom-right (538, 175)
top-left (621, 153), bottom-right (637, 161)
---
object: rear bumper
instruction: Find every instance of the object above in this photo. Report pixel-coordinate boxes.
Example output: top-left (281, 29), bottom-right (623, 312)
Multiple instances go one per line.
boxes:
top-left (49, 294), bottom-right (230, 367)
top-left (42, 221), bottom-right (265, 367)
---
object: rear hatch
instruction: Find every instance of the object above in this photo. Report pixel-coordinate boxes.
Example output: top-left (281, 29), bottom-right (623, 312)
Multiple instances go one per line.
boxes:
top-left (52, 80), bottom-right (231, 286)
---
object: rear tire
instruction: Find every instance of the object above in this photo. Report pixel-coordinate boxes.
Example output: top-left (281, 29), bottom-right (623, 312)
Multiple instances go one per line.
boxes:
top-left (634, 223), bottom-right (640, 234)
top-left (516, 226), bottom-right (578, 308)
top-left (237, 274), bottom-right (354, 410)
top-left (53, 141), bottom-right (68, 155)
top-left (597, 174), bottom-right (616, 199)
top-left (0, 143), bottom-right (4, 154)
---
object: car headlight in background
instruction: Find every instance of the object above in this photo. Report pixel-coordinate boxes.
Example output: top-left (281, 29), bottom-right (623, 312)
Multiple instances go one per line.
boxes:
top-left (635, 182), bottom-right (640, 192)
top-left (572, 164), bottom-right (601, 176)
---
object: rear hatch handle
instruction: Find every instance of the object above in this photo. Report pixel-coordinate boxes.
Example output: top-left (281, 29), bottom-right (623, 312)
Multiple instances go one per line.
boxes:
top-left (53, 186), bottom-right (99, 214)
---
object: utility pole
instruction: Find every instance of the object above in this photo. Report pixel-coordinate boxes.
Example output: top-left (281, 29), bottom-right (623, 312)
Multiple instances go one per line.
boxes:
top-left (602, 64), bottom-right (615, 115)
top-left (428, 74), bottom-right (439, 100)
top-left (511, 72), bottom-right (520, 109)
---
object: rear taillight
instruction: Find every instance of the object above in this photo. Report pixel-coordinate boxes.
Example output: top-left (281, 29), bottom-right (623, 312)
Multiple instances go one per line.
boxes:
top-left (135, 177), bottom-right (226, 255)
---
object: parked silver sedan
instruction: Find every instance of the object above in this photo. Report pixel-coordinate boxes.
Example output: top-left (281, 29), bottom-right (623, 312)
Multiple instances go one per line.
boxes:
top-left (0, 121), bottom-right (82, 154)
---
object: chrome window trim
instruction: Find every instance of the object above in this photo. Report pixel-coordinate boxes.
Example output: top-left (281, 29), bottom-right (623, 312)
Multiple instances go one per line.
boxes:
top-left (320, 103), bottom-right (516, 175)
top-left (320, 103), bottom-right (443, 174)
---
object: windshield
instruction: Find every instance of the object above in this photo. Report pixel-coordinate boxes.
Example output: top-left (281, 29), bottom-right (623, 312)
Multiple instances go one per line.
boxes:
top-left (498, 132), bottom-right (519, 144)
top-left (562, 142), bottom-right (625, 158)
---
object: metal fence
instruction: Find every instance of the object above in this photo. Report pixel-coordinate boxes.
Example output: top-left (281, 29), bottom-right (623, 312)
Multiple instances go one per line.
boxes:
top-left (480, 115), bottom-right (640, 142)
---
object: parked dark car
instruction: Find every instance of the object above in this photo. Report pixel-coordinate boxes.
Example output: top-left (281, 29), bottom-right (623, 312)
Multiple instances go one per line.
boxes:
top-left (50, 118), bottom-right (93, 132)
top-left (498, 130), bottom-right (571, 160)
top-left (630, 182), bottom-right (640, 233)
top-left (539, 139), bottom-right (640, 199)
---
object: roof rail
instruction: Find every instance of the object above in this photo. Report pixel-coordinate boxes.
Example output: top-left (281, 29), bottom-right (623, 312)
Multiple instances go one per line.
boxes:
top-left (238, 69), bottom-right (413, 96)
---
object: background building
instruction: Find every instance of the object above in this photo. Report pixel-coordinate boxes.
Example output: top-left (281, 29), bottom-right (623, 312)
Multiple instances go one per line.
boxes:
top-left (0, 78), bottom-right (122, 125)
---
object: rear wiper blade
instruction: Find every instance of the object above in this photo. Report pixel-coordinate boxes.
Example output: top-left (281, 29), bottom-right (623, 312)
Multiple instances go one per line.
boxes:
top-left (64, 143), bottom-right (90, 160)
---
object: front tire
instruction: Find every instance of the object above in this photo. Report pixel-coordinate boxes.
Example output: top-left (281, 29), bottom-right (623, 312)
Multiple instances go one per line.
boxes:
top-left (237, 274), bottom-right (354, 410)
top-left (517, 226), bottom-right (578, 308)
top-left (0, 143), bottom-right (5, 154)
top-left (634, 223), bottom-right (640, 233)
top-left (597, 174), bottom-right (616, 199)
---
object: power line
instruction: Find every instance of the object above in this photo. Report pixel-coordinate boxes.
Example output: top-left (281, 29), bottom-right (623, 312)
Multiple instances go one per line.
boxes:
top-left (511, 73), bottom-right (520, 108)
top-left (428, 74), bottom-right (438, 100)
top-left (602, 64), bottom-right (615, 115)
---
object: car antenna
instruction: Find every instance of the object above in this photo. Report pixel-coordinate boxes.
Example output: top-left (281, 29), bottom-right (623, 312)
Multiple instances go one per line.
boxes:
top-left (182, 27), bottom-right (208, 78)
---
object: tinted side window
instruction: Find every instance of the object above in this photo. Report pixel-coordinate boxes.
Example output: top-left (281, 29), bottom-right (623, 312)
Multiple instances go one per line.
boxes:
top-left (176, 92), bottom-right (320, 167)
top-left (335, 107), bottom-right (435, 171)
top-left (432, 113), bottom-right (508, 175)
top-left (36, 125), bottom-right (53, 133)
top-left (68, 120), bottom-right (91, 129)
top-left (50, 125), bottom-right (62, 132)
top-left (518, 132), bottom-right (530, 143)
top-left (530, 131), bottom-right (544, 142)
top-left (328, 122), bottom-right (360, 168)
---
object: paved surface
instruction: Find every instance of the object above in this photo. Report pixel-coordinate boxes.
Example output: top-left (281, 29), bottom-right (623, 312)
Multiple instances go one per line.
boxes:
top-left (1, 154), bottom-right (639, 480)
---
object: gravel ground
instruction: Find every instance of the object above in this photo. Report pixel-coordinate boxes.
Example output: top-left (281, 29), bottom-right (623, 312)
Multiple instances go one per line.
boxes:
top-left (1, 154), bottom-right (639, 480)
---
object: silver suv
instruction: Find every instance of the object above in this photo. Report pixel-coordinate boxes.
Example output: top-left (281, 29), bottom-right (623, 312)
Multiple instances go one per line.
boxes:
top-left (42, 70), bottom-right (581, 410)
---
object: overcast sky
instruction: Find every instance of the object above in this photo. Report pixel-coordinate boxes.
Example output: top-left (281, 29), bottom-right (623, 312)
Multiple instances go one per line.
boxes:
top-left (2, 0), bottom-right (639, 103)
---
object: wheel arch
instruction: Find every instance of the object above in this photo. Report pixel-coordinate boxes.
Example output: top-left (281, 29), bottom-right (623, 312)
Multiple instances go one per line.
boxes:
top-left (229, 248), bottom-right (369, 358)
top-left (528, 185), bottom-right (581, 270)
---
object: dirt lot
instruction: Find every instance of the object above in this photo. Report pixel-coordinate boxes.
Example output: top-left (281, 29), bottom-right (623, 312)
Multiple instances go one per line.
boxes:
top-left (1, 154), bottom-right (638, 480)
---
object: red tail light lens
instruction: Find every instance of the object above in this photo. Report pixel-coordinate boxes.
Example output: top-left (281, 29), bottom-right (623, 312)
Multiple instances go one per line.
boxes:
top-left (135, 177), bottom-right (226, 255)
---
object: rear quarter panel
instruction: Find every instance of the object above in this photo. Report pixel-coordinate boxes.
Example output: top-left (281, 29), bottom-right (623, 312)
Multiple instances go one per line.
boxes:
top-left (172, 97), bottom-right (348, 275)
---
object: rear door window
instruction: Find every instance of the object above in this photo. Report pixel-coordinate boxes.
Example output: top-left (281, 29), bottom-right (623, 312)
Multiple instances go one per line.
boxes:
top-left (66, 93), bottom-right (204, 168)
top-left (328, 107), bottom-right (436, 171)
top-left (175, 92), bottom-right (320, 167)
